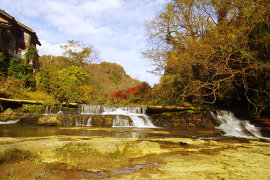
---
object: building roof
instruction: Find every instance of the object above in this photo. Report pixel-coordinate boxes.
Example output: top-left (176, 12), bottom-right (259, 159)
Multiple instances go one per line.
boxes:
top-left (0, 9), bottom-right (41, 46)
top-left (0, 17), bottom-right (9, 24)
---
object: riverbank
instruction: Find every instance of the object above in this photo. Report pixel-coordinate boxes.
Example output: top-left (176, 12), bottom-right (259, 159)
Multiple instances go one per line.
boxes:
top-left (0, 134), bottom-right (269, 179)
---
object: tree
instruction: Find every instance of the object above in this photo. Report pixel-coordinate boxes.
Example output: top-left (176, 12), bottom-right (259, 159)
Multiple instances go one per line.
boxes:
top-left (60, 40), bottom-right (99, 67)
top-left (39, 55), bottom-right (72, 70)
top-left (144, 0), bottom-right (270, 116)
top-left (49, 65), bottom-right (91, 102)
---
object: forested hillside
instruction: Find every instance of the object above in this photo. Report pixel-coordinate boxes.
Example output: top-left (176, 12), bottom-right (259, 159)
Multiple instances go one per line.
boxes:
top-left (0, 41), bottom-right (142, 104)
top-left (38, 55), bottom-right (141, 104)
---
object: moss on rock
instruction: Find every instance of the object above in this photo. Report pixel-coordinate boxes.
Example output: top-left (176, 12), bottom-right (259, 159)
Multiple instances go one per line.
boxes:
top-left (92, 115), bottom-right (115, 127)
top-left (0, 108), bottom-right (21, 121)
top-left (37, 115), bottom-right (63, 126)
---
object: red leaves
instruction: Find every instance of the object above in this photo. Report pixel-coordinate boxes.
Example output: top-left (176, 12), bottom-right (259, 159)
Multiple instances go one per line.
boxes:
top-left (110, 90), bottom-right (128, 99)
top-left (110, 82), bottom-right (150, 100)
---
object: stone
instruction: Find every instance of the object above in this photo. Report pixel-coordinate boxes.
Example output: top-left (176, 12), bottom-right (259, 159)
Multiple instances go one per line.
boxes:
top-left (0, 108), bottom-right (21, 121)
top-left (3, 108), bottom-right (13, 115)
top-left (19, 116), bottom-right (39, 124)
top-left (150, 111), bottom-right (214, 128)
top-left (0, 135), bottom-right (270, 179)
top-left (0, 114), bottom-right (9, 121)
top-left (92, 115), bottom-right (115, 127)
top-left (37, 115), bottom-right (62, 126)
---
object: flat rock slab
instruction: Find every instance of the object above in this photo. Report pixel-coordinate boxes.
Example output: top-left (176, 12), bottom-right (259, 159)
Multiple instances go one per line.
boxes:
top-left (0, 136), bottom-right (269, 179)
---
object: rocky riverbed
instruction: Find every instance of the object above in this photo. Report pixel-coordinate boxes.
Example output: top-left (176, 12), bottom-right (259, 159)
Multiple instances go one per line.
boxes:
top-left (0, 130), bottom-right (269, 179)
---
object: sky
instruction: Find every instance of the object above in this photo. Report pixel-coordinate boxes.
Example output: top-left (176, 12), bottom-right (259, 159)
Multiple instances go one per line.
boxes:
top-left (1, 0), bottom-right (166, 86)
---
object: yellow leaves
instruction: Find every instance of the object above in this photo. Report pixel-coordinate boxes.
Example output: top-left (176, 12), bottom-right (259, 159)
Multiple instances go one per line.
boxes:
top-left (78, 85), bottom-right (94, 103)
top-left (24, 91), bottom-right (55, 102)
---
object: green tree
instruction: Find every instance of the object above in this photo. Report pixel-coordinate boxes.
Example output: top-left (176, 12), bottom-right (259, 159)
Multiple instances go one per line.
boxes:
top-left (50, 65), bottom-right (91, 102)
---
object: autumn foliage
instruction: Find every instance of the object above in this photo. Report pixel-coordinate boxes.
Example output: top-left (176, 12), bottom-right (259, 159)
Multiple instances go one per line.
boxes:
top-left (144, 0), bottom-right (270, 116)
top-left (110, 82), bottom-right (150, 100)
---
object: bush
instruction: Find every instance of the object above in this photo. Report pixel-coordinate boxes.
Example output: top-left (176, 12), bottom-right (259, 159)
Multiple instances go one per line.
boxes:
top-left (22, 104), bottom-right (44, 113)
top-left (8, 57), bottom-right (35, 89)
top-left (0, 77), bottom-right (25, 98)
top-left (110, 82), bottom-right (150, 102)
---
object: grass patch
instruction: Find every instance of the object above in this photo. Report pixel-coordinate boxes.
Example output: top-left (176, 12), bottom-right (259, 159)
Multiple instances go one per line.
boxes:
top-left (107, 144), bottom-right (130, 160)
top-left (58, 143), bottom-right (100, 161)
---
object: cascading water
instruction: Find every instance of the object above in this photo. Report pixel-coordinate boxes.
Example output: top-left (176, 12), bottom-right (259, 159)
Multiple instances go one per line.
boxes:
top-left (81, 105), bottom-right (155, 128)
top-left (44, 105), bottom-right (52, 115)
top-left (57, 103), bottom-right (63, 115)
top-left (210, 110), bottom-right (262, 139)
top-left (86, 117), bottom-right (92, 127)
top-left (81, 104), bottom-right (147, 114)
top-left (0, 120), bottom-right (20, 125)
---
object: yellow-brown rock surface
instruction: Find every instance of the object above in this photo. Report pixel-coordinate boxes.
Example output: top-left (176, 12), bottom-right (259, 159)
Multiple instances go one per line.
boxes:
top-left (0, 134), bottom-right (269, 179)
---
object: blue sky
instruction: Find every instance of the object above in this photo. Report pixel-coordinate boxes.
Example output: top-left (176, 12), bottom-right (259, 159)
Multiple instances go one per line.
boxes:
top-left (1, 0), bottom-right (166, 86)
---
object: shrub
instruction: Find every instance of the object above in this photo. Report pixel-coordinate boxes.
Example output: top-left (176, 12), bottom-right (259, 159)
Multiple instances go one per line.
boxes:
top-left (22, 104), bottom-right (44, 113)
top-left (8, 57), bottom-right (35, 89)
top-left (110, 82), bottom-right (150, 101)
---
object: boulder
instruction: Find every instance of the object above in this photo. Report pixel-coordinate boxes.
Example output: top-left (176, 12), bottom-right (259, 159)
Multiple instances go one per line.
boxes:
top-left (92, 115), bottom-right (115, 127)
top-left (0, 114), bottom-right (9, 121)
top-left (37, 115), bottom-right (63, 126)
top-left (3, 108), bottom-right (13, 115)
top-left (150, 111), bottom-right (214, 128)
top-left (19, 115), bottom-right (39, 124)
top-left (0, 108), bottom-right (21, 121)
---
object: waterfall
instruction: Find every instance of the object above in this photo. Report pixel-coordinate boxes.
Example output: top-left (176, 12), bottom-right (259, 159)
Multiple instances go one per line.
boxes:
top-left (81, 105), bottom-right (155, 128)
top-left (44, 105), bottom-right (52, 115)
top-left (57, 104), bottom-right (63, 115)
top-left (113, 115), bottom-right (131, 127)
top-left (81, 104), bottom-right (147, 114)
top-left (210, 110), bottom-right (262, 139)
top-left (44, 105), bottom-right (49, 115)
top-left (86, 117), bottom-right (92, 126)
top-left (0, 120), bottom-right (20, 125)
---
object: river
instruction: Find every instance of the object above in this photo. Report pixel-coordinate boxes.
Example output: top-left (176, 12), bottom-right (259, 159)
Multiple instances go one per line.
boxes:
top-left (0, 105), bottom-right (270, 179)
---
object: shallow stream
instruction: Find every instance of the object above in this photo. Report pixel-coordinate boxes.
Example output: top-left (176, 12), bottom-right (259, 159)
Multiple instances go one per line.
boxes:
top-left (0, 123), bottom-right (222, 139)
top-left (1, 106), bottom-right (270, 179)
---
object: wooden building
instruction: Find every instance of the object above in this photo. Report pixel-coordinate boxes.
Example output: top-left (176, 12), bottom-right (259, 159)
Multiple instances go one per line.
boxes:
top-left (0, 9), bottom-right (41, 71)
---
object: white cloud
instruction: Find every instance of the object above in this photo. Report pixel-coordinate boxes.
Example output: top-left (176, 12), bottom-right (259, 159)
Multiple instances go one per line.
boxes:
top-left (37, 40), bottom-right (64, 56)
top-left (80, 0), bottom-right (123, 14)
top-left (38, 0), bottom-right (124, 36)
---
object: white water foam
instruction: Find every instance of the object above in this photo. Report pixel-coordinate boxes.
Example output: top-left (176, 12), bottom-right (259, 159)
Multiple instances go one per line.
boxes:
top-left (103, 108), bottom-right (155, 128)
top-left (0, 120), bottom-right (20, 125)
top-left (81, 105), bottom-right (155, 128)
top-left (86, 117), bottom-right (92, 127)
top-left (210, 110), bottom-right (263, 139)
top-left (81, 105), bottom-right (147, 114)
